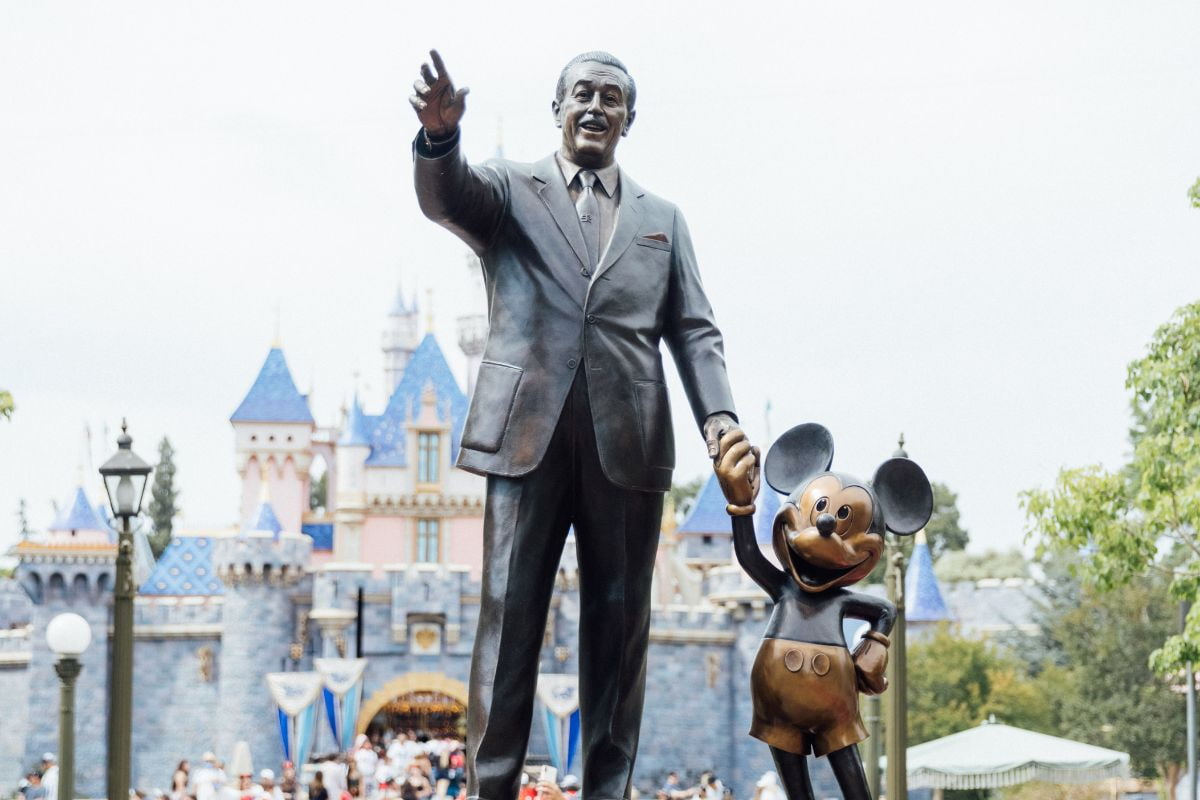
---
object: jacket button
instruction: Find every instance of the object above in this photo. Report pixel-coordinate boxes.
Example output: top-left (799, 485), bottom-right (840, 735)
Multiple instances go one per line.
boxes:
top-left (567, 358), bottom-right (578, 369)
top-left (580, 267), bottom-right (590, 278)
top-left (586, 314), bottom-right (597, 324)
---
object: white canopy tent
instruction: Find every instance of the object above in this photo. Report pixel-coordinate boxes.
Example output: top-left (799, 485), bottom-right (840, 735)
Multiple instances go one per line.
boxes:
top-left (896, 722), bottom-right (1131, 790)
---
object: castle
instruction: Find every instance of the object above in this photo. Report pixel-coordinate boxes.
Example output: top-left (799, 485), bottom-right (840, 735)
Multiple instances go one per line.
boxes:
top-left (0, 280), bottom-right (1032, 799)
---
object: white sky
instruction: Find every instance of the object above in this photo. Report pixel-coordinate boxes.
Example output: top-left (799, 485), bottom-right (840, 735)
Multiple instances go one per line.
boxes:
top-left (2, 1), bottom-right (1198, 555)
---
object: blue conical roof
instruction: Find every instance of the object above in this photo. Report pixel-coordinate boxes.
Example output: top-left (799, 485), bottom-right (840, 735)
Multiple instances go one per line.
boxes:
top-left (49, 487), bottom-right (109, 534)
top-left (230, 348), bottom-right (314, 424)
top-left (367, 334), bottom-right (467, 466)
top-left (246, 501), bottom-right (283, 539)
top-left (339, 394), bottom-right (373, 446)
top-left (906, 532), bottom-right (952, 622)
top-left (679, 474), bottom-right (731, 535)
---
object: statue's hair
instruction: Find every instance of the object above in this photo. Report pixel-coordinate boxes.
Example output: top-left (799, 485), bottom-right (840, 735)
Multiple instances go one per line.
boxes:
top-left (555, 51), bottom-right (636, 111)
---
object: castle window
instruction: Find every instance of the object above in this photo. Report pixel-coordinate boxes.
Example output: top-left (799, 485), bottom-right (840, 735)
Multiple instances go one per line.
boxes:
top-left (416, 518), bottom-right (441, 563)
top-left (418, 432), bottom-right (441, 484)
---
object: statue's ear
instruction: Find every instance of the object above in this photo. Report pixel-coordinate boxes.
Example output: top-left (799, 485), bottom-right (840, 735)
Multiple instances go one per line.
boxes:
top-left (872, 458), bottom-right (933, 535)
top-left (764, 423), bottom-right (835, 495)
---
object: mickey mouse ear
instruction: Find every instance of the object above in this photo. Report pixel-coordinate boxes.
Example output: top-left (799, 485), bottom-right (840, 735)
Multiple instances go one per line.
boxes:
top-left (764, 423), bottom-right (835, 495)
top-left (873, 458), bottom-right (933, 535)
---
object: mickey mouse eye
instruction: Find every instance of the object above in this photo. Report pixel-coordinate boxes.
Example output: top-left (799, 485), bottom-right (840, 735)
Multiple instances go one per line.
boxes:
top-left (815, 497), bottom-right (828, 513)
top-left (837, 505), bottom-right (851, 520)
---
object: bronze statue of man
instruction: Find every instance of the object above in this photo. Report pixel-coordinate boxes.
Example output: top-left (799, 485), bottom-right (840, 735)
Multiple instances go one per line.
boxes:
top-left (409, 49), bottom-right (746, 800)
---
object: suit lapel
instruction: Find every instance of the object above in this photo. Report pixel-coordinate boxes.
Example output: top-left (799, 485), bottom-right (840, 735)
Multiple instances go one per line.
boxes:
top-left (593, 169), bottom-right (645, 282)
top-left (532, 155), bottom-right (590, 270)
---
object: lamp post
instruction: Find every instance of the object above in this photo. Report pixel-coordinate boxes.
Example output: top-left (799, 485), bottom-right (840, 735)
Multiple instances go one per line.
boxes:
top-left (47, 612), bottom-right (93, 800)
top-left (884, 434), bottom-right (909, 800)
top-left (99, 420), bottom-right (152, 800)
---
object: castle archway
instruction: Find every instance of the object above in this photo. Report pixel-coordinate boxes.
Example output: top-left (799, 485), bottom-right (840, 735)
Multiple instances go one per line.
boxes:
top-left (356, 672), bottom-right (468, 739)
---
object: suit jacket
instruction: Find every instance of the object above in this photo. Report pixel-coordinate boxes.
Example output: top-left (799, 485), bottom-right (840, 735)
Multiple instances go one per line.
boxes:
top-left (413, 131), bottom-right (735, 492)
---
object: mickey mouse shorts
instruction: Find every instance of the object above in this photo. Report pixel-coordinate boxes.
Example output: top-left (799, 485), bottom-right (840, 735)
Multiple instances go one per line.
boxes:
top-left (749, 637), bottom-right (868, 757)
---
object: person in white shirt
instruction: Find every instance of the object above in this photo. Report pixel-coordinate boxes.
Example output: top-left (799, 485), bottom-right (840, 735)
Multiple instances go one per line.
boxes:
top-left (352, 736), bottom-right (379, 799)
top-left (39, 754), bottom-right (58, 800)
top-left (258, 770), bottom-right (284, 800)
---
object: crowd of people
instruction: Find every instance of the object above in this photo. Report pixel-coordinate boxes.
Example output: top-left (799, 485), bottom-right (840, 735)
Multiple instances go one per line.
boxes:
top-left (13, 734), bottom-right (787, 800)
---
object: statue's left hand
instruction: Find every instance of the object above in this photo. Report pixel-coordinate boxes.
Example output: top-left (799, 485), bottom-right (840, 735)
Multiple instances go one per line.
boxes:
top-left (853, 638), bottom-right (889, 695)
top-left (704, 412), bottom-right (739, 459)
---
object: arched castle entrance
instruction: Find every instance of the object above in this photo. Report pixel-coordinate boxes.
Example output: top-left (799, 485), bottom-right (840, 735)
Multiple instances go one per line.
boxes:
top-left (357, 672), bottom-right (468, 739)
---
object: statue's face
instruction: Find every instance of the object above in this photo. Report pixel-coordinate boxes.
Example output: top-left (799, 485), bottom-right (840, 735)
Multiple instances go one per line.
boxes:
top-left (772, 474), bottom-right (884, 593)
top-left (553, 61), bottom-right (635, 168)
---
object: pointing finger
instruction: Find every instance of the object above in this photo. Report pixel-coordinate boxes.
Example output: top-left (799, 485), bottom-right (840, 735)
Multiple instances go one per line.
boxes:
top-left (430, 49), bottom-right (450, 83)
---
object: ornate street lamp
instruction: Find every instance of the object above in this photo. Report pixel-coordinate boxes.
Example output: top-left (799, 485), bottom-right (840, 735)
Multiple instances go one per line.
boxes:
top-left (46, 613), bottom-right (92, 800)
top-left (98, 420), bottom-right (152, 800)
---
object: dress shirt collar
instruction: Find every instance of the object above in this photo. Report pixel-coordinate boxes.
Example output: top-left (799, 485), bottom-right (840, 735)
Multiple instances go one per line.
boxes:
top-left (556, 152), bottom-right (620, 198)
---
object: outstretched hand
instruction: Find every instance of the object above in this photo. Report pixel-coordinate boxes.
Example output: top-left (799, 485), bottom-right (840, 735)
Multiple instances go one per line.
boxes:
top-left (409, 49), bottom-right (469, 138)
top-left (714, 428), bottom-right (760, 510)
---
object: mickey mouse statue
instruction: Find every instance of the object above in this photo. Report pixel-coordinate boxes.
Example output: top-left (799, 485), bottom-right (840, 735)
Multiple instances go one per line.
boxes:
top-left (714, 423), bottom-right (933, 800)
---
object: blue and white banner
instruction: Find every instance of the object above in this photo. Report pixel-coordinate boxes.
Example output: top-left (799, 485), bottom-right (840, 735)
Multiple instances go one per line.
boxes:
top-left (537, 674), bottom-right (580, 774)
top-left (315, 658), bottom-right (368, 752)
top-left (266, 672), bottom-right (323, 764)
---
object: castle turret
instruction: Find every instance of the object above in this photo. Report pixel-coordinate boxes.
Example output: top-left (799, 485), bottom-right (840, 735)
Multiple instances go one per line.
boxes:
top-left (212, 519), bottom-right (311, 765)
top-left (334, 394), bottom-right (372, 561)
top-left (231, 346), bottom-right (315, 534)
top-left (13, 486), bottom-right (116, 796)
top-left (382, 285), bottom-right (420, 392)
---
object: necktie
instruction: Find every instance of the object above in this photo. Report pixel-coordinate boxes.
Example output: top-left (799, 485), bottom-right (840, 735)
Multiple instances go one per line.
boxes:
top-left (576, 170), bottom-right (601, 268)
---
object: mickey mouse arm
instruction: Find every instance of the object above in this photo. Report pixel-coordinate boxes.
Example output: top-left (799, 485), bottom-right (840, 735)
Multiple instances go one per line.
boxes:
top-left (842, 592), bottom-right (896, 637)
top-left (732, 514), bottom-right (787, 602)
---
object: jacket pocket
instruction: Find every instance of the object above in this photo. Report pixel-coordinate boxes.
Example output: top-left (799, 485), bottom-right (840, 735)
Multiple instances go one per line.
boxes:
top-left (461, 361), bottom-right (523, 453)
top-left (633, 380), bottom-right (675, 470)
top-left (636, 236), bottom-right (672, 252)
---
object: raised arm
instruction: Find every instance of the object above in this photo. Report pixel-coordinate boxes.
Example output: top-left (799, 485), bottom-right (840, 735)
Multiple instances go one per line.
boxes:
top-left (715, 430), bottom-right (787, 600)
top-left (410, 49), bottom-right (507, 253)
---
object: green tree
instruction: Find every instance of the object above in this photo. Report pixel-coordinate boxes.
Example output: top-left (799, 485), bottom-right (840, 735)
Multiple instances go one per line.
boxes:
top-left (869, 480), bottom-right (970, 582)
top-left (147, 437), bottom-right (180, 559)
top-left (1026, 563), bottom-right (1185, 793)
top-left (1023, 300), bottom-right (1200, 675)
top-left (310, 470), bottom-right (328, 511)
top-left (669, 475), bottom-right (705, 523)
top-left (907, 626), bottom-right (1054, 744)
top-left (0, 390), bottom-right (13, 420)
top-left (935, 549), bottom-right (1029, 582)
top-left (15, 498), bottom-right (32, 540)
top-left (926, 482), bottom-right (970, 559)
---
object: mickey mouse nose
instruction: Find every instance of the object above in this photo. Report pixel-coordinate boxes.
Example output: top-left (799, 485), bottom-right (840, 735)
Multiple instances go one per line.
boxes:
top-left (815, 513), bottom-right (837, 537)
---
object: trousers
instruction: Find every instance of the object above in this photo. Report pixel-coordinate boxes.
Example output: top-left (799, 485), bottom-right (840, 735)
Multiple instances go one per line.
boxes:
top-left (465, 371), bottom-right (665, 800)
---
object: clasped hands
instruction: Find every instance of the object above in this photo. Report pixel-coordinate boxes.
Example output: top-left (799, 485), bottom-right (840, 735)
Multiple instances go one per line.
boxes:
top-left (712, 423), bottom-right (760, 516)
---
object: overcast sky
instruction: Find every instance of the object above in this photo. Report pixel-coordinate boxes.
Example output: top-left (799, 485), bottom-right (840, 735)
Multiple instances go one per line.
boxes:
top-left (2, 1), bottom-right (1198, 556)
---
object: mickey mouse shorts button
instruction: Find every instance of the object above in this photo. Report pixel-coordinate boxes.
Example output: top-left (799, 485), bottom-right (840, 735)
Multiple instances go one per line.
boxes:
top-left (783, 649), bottom-right (804, 672)
top-left (811, 651), bottom-right (831, 676)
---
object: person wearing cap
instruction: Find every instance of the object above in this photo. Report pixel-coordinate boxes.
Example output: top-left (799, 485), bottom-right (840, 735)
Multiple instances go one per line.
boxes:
top-left (258, 770), bottom-right (283, 800)
top-left (39, 754), bottom-right (57, 800)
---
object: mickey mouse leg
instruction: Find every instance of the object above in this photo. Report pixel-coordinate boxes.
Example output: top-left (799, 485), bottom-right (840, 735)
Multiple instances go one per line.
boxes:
top-left (827, 744), bottom-right (872, 800)
top-left (770, 747), bottom-right (815, 800)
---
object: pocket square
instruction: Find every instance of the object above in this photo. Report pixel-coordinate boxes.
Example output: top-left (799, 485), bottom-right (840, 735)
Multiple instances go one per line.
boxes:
top-left (640, 232), bottom-right (669, 243)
